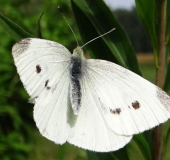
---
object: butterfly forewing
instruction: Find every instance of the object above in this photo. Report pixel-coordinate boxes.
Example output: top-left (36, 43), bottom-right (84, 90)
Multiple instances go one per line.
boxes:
top-left (12, 38), bottom-right (71, 99)
top-left (86, 59), bottom-right (170, 136)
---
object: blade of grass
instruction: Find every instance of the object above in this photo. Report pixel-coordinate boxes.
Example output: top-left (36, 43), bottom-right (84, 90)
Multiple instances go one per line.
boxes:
top-left (37, 12), bottom-right (44, 38)
top-left (0, 13), bottom-right (34, 41)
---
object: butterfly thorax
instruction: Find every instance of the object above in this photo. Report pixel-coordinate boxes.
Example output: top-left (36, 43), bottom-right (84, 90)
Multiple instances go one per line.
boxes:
top-left (69, 46), bottom-right (86, 115)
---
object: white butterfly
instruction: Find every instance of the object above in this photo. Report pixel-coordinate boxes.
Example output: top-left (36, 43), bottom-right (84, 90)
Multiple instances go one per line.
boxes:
top-left (12, 37), bottom-right (170, 152)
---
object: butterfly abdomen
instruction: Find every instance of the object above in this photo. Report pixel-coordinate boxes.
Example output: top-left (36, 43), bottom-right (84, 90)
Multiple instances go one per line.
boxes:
top-left (69, 47), bottom-right (86, 115)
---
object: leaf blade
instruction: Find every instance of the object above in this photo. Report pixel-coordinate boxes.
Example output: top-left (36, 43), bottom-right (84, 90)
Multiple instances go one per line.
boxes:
top-left (135, 0), bottom-right (158, 66)
top-left (0, 13), bottom-right (34, 41)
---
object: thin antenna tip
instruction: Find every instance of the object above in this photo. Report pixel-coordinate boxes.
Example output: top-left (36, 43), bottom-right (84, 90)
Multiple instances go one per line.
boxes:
top-left (58, 7), bottom-right (79, 46)
top-left (81, 28), bottom-right (116, 48)
top-left (110, 28), bottom-right (116, 32)
top-left (58, 6), bottom-right (62, 12)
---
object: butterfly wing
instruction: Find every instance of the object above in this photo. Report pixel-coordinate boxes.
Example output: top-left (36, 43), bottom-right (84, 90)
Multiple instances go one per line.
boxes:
top-left (12, 38), bottom-right (72, 144)
top-left (67, 71), bottom-right (132, 152)
top-left (33, 70), bottom-right (71, 144)
top-left (84, 59), bottom-right (170, 136)
top-left (12, 38), bottom-right (71, 99)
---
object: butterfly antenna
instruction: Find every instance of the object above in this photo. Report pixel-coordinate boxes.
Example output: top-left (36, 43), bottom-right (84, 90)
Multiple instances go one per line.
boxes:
top-left (58, 6), bottom-right (79, 46)
top-left (81, 28), bottom-right (116, 48)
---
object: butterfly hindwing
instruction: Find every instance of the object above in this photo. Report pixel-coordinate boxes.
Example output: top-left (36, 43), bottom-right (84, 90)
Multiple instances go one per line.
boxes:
top-left (34, 70), bottom-right (71, 144)
top-left (67, 71), bottom-right (132, 152)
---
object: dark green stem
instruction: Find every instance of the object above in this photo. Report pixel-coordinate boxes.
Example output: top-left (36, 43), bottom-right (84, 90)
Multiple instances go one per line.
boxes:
top-left (152, 0), bottom-right (167, 160)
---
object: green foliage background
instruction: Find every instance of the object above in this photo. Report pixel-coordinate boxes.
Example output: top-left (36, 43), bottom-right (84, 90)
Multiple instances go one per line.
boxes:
top-left (0, 0), bottom-right (170, 160)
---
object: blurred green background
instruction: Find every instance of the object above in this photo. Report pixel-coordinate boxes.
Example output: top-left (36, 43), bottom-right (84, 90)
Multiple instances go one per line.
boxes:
top-left (0, 0), bottom-right (156, 160)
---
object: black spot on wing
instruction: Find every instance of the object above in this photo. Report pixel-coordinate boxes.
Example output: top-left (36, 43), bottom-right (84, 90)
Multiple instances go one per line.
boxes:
top-left (36, 65), bottom-right (41, 73)
top-left (132, 101), bottom-right (140, 109)
top-left (44, 80), bottom-right (51, 90)
top-left (45, 80), bottom-right (49, 87)
top-left (110, 108), bottom-right (121, 115)
top-left (46, 86), bottom-right (51, 90)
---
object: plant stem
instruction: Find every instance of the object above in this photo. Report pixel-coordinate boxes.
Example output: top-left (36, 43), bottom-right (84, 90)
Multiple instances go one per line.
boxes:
top-left (152, 0), bottom-right (167, 160)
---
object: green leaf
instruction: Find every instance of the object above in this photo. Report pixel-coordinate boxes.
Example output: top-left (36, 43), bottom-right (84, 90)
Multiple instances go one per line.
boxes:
top-left (37, 12), bottom-right (44, 38)
top-left (71, 0), bottom-right (141, 75)
top-left (86, 151), bottom-right (117, 160)
top-left (111, 146), bottom-right (130, 160)
top-left (126, 134), bottom-right (151, 160)
top-left (133, 134), bottom-right (151, 160)
top-left (134, 0), bottom-right (158, 67)
top-left (86, 143), bottom-right (132, 160)
top-left (86, 147), bottom-right (130, 160)
top-left (0, 13), bottom-right (34, 41)
top-left (162, 121), bottom-right (170, 160)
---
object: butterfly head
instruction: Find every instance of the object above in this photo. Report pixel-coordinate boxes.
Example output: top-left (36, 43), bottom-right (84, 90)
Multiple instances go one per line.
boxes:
top-left (72, 46), bottom-right (85, 60)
